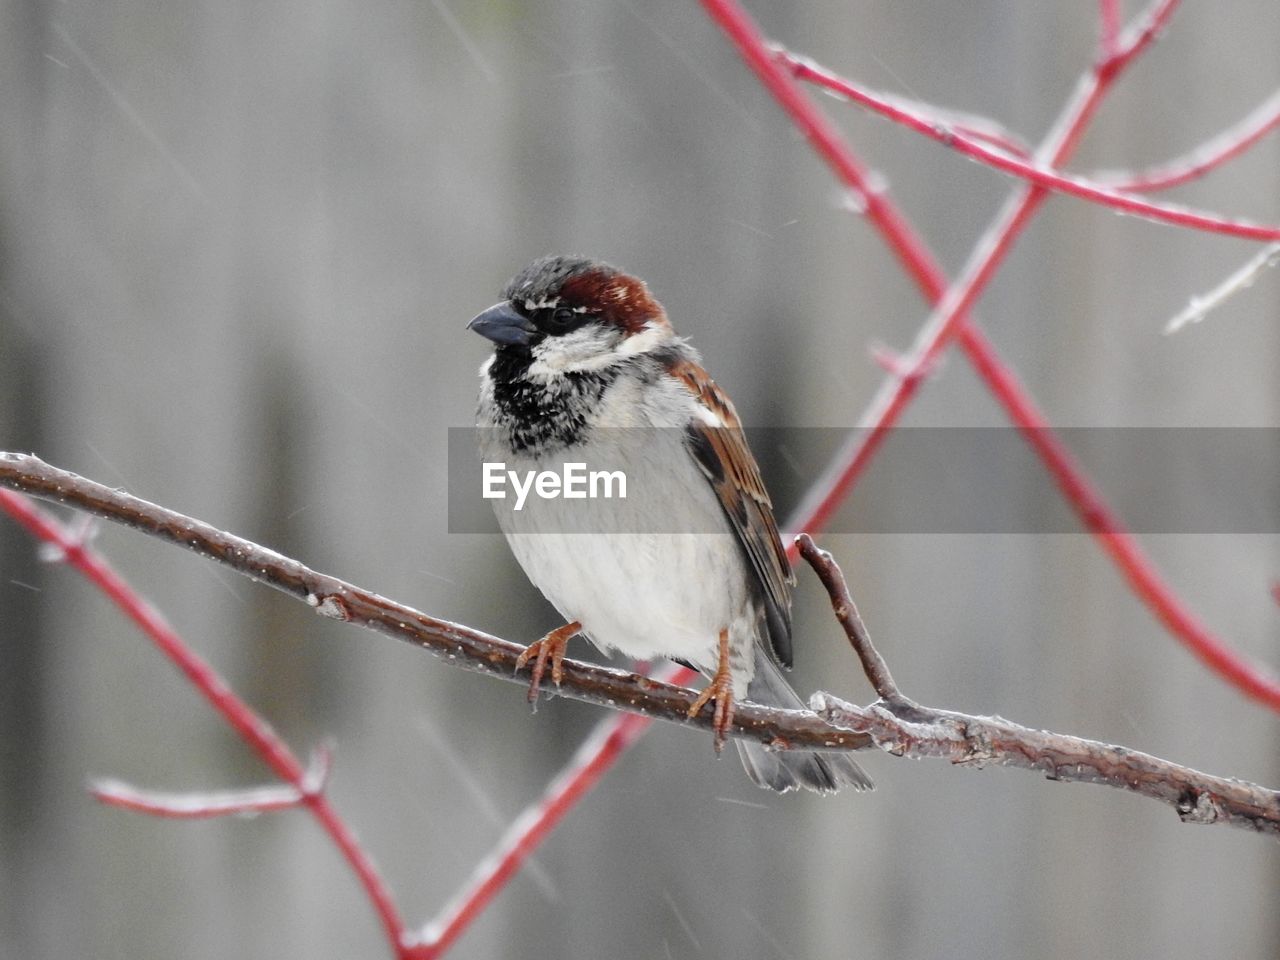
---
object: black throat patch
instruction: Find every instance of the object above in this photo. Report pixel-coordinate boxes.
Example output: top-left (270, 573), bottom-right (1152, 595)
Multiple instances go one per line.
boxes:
top-left (487, 347), bottom-right (619, 454)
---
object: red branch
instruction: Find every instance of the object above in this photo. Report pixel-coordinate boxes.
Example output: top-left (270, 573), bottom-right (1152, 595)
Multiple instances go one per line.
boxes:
top-left (1101, 89), bottom-right (1280, 192)
top-left (428, 0), bottom-right (1277, 946)
top-left (1098, 0), bottom-right (1123, 58)
top-left (90, 745), bottom-right (333, 819)
top-left (705, 0), bottom-right (1280, 710)
top-left (777, 50), bottom-right (1280, 243)
top-left (416, 664), bottom-right (693, 957)
top-left (955, 330), bottom-right (1280, 708)
top-left (0, 490), bottom-right (420, 960)
top-left (94, 778), bottom-right (309, 819)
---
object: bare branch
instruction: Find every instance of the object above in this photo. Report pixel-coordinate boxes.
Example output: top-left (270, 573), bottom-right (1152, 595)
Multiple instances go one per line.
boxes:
top-left (1163, 241), bottom-right (1280, 334)
top-left (1098, 88), bottom-right (1280, 192)
top-left (0, 484), bottom-right (415, 955)
top-left (716, 0), bottom-right (1280, 714)
top-left (90, 746), bottom-right (333, 819)
top-left (795, 534), bottom-right (900, 702)
top-left (777, 48), bottom-right (1280, 244)
top-left (0, 452), bottom-right (871, 755)
top-left (5, 451), bottom-right (1278, 837)
top-left (812, 693), bottom-right (1280, 836)
top-left (795, 533), bottom-right (1280, 836)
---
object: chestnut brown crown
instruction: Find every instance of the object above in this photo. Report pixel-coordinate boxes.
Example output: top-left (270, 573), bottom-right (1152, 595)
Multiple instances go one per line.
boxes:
top-left (501, 256), bottom-right (667, 337)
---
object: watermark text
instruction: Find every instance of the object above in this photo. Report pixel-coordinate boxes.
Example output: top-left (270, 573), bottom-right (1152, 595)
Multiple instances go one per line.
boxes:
top-left (482, 462), bottom-right (627, 511)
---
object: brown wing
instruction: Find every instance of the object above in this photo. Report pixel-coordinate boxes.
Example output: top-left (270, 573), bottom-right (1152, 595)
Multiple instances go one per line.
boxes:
top-left (669, 358), bottom-right (796, 669)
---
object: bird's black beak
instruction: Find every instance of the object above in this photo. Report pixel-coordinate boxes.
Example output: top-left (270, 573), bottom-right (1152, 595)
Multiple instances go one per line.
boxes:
top-left (467, 301), bottom-right (537, 347)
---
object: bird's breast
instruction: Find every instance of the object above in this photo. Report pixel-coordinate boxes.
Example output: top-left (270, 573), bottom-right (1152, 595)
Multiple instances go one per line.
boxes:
top-left (482, 429), bottom-right (755, 667)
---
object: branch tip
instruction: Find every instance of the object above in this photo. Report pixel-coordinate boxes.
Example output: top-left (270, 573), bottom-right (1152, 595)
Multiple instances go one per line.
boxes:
top-left (796, 536), bottom-right (901, 701)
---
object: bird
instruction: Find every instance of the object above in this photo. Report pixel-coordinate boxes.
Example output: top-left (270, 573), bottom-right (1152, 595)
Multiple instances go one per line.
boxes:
top-left (468, 255), bottom-right (871, 794)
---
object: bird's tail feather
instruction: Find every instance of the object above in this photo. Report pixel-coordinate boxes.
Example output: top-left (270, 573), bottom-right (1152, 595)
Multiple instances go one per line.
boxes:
top-left (736, 654), bottom-right (873, 794)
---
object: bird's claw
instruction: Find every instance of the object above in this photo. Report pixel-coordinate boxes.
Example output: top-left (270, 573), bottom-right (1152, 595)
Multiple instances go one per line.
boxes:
top-left (686, 627), bottom-right (734, 753)
top-left (516, 620), bottom-right (581, 706)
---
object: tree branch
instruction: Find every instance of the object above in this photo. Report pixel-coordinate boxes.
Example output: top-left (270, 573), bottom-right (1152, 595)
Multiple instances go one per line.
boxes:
top-left (814, 692), bottom-right (1280, 835)
top-left (0, 482), bottom-right (416, 956)
top-left (795, 534), bottom-right (1280, 837)
top-left (707, 0), bottom-right (1280, 714)
top-left (776, 49), bottom-right (1280, 244)
top-left (91, 744), bottom-right (332, 819)
top-left (1099, 88), bottom-right (1280, 193)
top-left (0, 452), bottom-right (870, 754)
top-left (5, 451), bottom-right (1278, 837)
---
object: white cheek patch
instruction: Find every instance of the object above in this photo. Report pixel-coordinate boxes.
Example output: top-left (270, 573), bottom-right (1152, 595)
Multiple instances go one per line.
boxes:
top-left (528, 325), bottom-right (623, 376)
top-left (618, 321), bottom-right (674, 356)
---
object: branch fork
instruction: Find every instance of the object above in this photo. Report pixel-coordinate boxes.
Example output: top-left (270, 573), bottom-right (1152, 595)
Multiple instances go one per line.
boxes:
top-left (794, 533), bottom-right (1280, 835)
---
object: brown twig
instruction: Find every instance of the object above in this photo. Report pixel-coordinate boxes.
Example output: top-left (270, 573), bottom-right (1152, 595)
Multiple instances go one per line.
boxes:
top-left (7, 450), bottom-right (1279, 837)
top-left (795, 534), bottom-right (900, 702)
top-left (814, 691), bottom-right (1280, 835)
top-left (0, 452), bottom-right (869, 754)
top-left (797, 534), bottom-right (1280, 836)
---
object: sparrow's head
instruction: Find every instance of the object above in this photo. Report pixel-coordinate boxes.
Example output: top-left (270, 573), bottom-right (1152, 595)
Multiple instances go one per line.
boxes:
top-left (468, 256), bottom-right (673, 374)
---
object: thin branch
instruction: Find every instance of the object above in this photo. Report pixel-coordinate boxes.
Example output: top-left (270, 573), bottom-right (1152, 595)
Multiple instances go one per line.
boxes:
top-left (90, 746), bottom-right (333, 819)
top-left (696, 0), bottom-right (942, 301)
top-left (1163, 241), bottom-right (1280, 334)
top-left (814, 691), bottom-right (1280, 835)
top-left (93, 781), bottom-right (312, 818)
top-left (1099, 88), bottom-right (1280, 192)
top-left (0, 453), bottom-right (871, 756)
top-left (778, 50), bottom-right (1280, 244)
top-left (1098, 0), bottom-right (1123, 59)
top-left (417, 666), bottom-right (691, 958)
top-left (713, 0), bottom-right (1146, 540)
top-left (794, 535), bottom-right (899, 701)
top-left (705, 0), bottom-right (1280, 714)
top-left (800, 61), bottom-right (1031, 159)
top-left (956, 328), bottom-right (1280, 710)
top-left (6, 453), bottom-right (1277, 837)
top-left (1109, 0), bottom-right (1180, 73)
top-left (0, 485), bottom-right (416, 958)
top-left (799, 538), bottom-right (1280, 836)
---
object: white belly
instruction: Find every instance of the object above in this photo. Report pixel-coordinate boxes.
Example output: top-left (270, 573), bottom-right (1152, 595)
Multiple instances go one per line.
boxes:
top-left (481, 427), bottom-right (759, 687)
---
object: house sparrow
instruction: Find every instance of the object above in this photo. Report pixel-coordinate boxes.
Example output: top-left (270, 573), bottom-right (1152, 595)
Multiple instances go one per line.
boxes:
top-left (469, 256), bottom-right (871, 794)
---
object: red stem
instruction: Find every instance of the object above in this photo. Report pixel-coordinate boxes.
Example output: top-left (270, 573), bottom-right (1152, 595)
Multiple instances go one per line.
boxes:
top-left (703, 0), bottom-right (1280, 709)
top-left (1099, 0), bottom-right (1123, 58)
top-left (954, 327), bottom-right (1280, 709)
top-left (1102, 90), bottom-right (1280, 192)
top-left (418, 664), bottom-right (696, 956)
top-left (0, 490), bottom-right (415, 959)
top-left (779, 52), bottom-right (1280, 243)
top-left (92, 781), bottom-right (310, 818)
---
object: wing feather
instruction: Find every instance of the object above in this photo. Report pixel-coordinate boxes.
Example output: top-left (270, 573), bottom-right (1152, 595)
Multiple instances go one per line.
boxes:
top-left (668, 359), bottom-right (795, 668)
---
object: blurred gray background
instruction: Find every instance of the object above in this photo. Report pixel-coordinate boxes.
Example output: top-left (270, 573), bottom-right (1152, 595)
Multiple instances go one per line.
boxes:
top-left (2, 1), bottom-right (1278, 958)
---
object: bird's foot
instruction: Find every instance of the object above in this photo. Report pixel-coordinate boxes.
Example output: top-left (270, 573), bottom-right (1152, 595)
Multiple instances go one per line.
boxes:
top-left (515, 620), bottom-right (581, 705)
top-left (686, 627), bottom-right (734, 753)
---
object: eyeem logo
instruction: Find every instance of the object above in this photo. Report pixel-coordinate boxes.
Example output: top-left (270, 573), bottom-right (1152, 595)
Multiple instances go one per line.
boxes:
top-left (482, 462), bottom-right (627, 511)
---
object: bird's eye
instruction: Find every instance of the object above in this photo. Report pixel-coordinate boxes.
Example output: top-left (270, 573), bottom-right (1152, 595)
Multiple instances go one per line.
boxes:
top-left (549, 305), bottom-right (579, 329)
